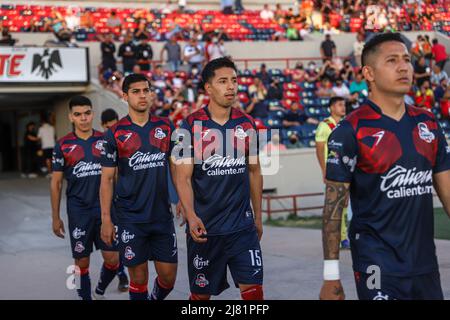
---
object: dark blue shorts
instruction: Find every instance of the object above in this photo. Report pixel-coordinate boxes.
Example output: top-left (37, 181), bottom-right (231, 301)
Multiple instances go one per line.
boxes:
top-left (118, 221), bottom-right (178, 267)
top-left (354, 270), bottom-right (443, 300)
top-left (187, 225), bottom-right (263, 296)
top-left (68, 213), bottom-right (118, 259)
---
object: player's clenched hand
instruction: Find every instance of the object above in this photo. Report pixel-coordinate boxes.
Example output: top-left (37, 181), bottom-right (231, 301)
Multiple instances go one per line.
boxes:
top-left (319, 280), bottom-right (345, 300)
top-left (187, 215), bottom-right (207, 243)
top-left (101, 220), bottom-right (115, 247)
top-left (52, 218), bottom-right (65, 238)
top-left (176, 201), bottom-right (186, 227)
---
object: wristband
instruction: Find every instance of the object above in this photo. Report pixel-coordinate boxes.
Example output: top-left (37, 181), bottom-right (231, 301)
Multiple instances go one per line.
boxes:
top-left (323, 260), bottom-right (340, 280)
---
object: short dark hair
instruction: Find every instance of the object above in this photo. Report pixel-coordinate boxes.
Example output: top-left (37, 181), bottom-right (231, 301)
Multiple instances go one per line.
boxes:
top-left (361, 33), bottom-right (406, 67)
top-left (432, 38), bottom-right (438, 45)
top-left (69, 95), bottom-right (92, 110)
top-left (122, 73), bottom-right (150, 93)
top-left (101, 108), bottom-right (119, 125)
top-left (329, 96), bottom-right (345, 108)
top-left (201, 57), bottom-right (238, 88)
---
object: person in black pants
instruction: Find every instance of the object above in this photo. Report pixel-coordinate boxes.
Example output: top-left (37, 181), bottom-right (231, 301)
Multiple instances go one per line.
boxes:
top-left (118, 34), bottom-right (137, 75)
top-left (101, 33), bottom-right (117, 72)
top-left (22, 122), bottom-right (39, 178)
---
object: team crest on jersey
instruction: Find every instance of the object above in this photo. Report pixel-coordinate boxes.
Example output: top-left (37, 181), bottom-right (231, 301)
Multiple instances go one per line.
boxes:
top-left (72, 228), bottom-right (86, 240)
top-left (195, 273), bottom-right (209, 287)
top-left (417, 122), bottom-right (435, 143)
top-left (74, 241), bottom-right (85, 253)
top-left (95, 140), bottom-right (105, 152)
top-left (154, 127), bottom-right (166, 140)
top-left (234, 125), bottom-right (247, 140)
top-left (124, 246), bottom-right (135, 260)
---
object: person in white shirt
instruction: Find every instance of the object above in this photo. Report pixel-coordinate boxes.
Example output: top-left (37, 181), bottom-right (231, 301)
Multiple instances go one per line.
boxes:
top-left (207, 38), bottom-right (227, 61)
top-left (260, 4), bottom-right (274, 20)
top-left (353, 33), bottom-right (365, 66)
top-left (37, 117), bottom-right (55, 177)
top-left (332, 78), bottom-right (350, 98)
top-left (183, 38), bottom-right (204, 71)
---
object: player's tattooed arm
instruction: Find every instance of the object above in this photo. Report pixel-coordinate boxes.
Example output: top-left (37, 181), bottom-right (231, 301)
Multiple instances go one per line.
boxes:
top-left (322, 181), bottom-right (349, 260)
top-left (50, 171), bottom-right (65, 238)
top-left (433, 170), bottom-right (450, 218)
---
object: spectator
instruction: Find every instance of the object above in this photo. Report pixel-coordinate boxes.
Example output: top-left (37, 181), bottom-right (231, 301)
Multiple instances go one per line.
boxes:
top-left (286, 21), bottom-right (300, 41)
top-left (136, 38), bottom-right (153, 71)
top-left (134, 20), bottom-right (151, 41)
top-left (100, 33), bottom-right (117, 72)
top-left (64, 8), bottom-right (80, 30)
top-left (207, 37), bottom-right (227, 61)
top-left (256, 63), bottom-right (272, 87)
top-left (0, 28), bottom-right (17, 46)
top-left (221, 0), bottom-right (234, 14)
top-left (292, 62), bottom-right (308, 83)
top-left (438, 80), bottom-right (450, 118)
top-left (286, 132), bottom-right (303, 149)
top-left (274, 3), bottom-right (285, 23)
top-left (178, 0), bottom-right (187, 13)
top-left (235, 0), bottom-right (245, 13)
top-left (316, 78), bottom-right (334, 97)
top-left (353, 33), bottom-right (365, 67)
top-left (422, 35), bottom-right (433, 66)
top-left (301, 0), bottom-right (314, 26)
top-left (248, 77), bottom-right (267, 101)
top-left (349, 72), bottom-right (369, 100)
top-left (431, 38), bottom-right (449, 70)
top-left (332, 77), bottom-right (351, 98)
top-left (320, 34), bottom-right (337, 62)
top-left (282, 101), bottom-right (319, 132)
top-left (53, 20), bottom-right (72, 42)
top-left (414, 56), bottom-right (431, 88)
top-left (183, 38), bottom-right (204, 72)
top-left (411, 35), bottom-right (424, 62)
top-left (260, 4), bottom-right (274, 20)
top-left (339, 59), bottom-right (355, 83)
top-left (22, 122), bottom-right (39, 179)
top-left (106, 11), bottom-right (122, 30)
top-left (162, 0), bottom-right (176, 14)
top-left (267, 78), bottom-right (283, 100)
top-left (37, 116), bottom-right (56, 178)
top-left (415, 80), bottom-right (435, 110)
top-left (118, 34), bottom-right (137, 75)
top-left (246, 82), bottom-right (270, 119)
top-left (105, 71), bottom-right (125, 98)
top-left (161, 37), bottom-right (182, 72)
top-left (80, 9), bottom-right (94, 29)
top-left (430, 64), bottom-right (448, 88)
top-left (434, 78), bottom-right (448, 104)
top-left (152, 64), bottom-right (170, 90)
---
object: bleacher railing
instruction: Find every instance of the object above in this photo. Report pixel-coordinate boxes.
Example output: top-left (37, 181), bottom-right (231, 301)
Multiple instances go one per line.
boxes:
top-left (263, 192), bottom-right (324, 220)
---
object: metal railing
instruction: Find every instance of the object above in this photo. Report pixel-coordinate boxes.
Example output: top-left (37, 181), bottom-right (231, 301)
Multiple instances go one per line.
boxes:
top-left (263, 192), bottom-right (324, 220)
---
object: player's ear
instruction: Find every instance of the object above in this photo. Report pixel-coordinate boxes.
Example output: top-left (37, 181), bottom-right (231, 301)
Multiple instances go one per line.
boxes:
top-left (68, 111), bottom-right (74, 123)
top-left (362, 65), bottom-right (374, 83)
top-left (204, 81), bottom-right (212, 96)
top-left (122, 91), bottom-right (128, 102)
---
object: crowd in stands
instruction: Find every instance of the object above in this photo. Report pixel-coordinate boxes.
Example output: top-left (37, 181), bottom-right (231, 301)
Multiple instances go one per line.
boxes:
top-left (1, 1), bottom-right (450, 149)
top-left (1, 0), bottom-right (450, 44)
top-left (96, 28), bottom-right (449, 149)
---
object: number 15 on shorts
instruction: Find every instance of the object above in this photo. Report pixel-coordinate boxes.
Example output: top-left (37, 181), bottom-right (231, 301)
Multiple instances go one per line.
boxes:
top-left (249, 250), bottom-right (262, 266)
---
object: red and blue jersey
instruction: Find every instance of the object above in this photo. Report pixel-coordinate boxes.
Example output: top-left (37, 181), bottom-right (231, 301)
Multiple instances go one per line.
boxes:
top-left (326, 100), bottom-right (450, 276)
top-left (101, 115), bottom-right (176, 224)
top-left (52, 130), bottom-right (105, 215)
top-left (177, 106), bottom-right (259, 236)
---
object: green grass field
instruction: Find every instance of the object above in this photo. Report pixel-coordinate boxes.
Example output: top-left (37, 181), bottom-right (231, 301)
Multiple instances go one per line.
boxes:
top-left (265, 208), bottom-right (450, 240)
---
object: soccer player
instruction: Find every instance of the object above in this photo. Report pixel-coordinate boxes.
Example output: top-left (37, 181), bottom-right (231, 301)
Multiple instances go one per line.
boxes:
top-left (315, 97), bottom-right (350, 249)
top-left (174, 57), bottom-right (264, 300)
top-left (100, 108), bottom-right (130, 293)
top-left (50, 96), bottom-right (121, 300)
top-left (100, 74), bottom-right (178, 300)
top-left (320, 33), bottom-right (450, 300)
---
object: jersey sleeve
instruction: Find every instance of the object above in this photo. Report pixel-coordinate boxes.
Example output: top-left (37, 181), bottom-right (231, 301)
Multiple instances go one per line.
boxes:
top-left (433, 121), bottom-right (450, 174)
top-left (325, 120), bottom-right (358, 183)
top-left (51, 142), bottom-right (65, 172)
top-left (101, 129), bottom-right (118, 167)
top-left (315, 122), bottom-right (331, 142)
